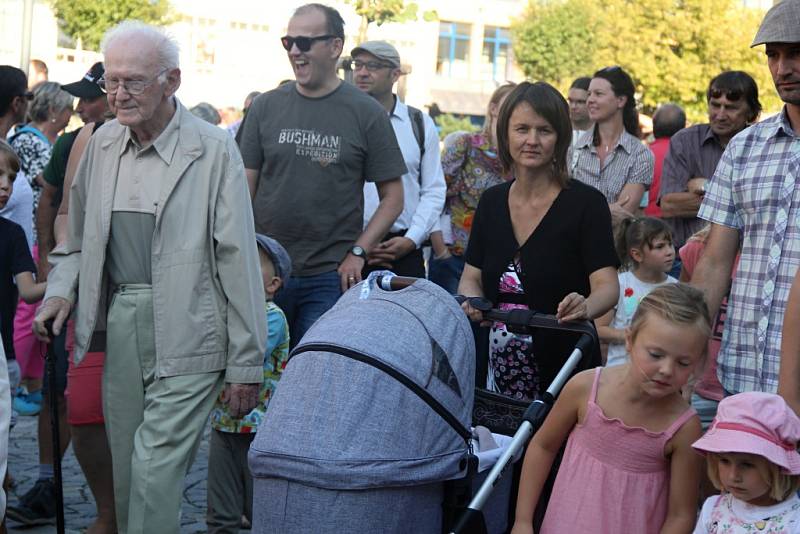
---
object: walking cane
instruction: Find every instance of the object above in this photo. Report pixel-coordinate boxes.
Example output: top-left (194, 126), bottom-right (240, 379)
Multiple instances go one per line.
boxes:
top-left (45, 320), bottom-right (66, 534)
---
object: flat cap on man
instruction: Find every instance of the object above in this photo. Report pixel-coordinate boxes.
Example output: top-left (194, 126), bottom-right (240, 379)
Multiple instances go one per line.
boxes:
top-left (751, 0), bottom-right (800, 47)
top-left (350, 41), bottom-right (402, 68)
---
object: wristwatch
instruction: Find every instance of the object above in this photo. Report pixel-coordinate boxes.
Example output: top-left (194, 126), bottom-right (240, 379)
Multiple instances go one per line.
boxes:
top-left (350, 245), bottom-right (367, 260)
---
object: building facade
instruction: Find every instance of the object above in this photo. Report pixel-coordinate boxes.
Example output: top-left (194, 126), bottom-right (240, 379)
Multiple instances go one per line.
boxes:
top-left (0, 0), bottom-right (528, 118)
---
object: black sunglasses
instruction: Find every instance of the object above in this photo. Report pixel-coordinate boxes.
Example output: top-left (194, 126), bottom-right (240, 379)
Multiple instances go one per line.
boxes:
top-left (709, 88), bottom-right (742, 102)
top-left (17, 91), bottom-right (33, 101)
top-left (281, 34), bottom-right (336, 52)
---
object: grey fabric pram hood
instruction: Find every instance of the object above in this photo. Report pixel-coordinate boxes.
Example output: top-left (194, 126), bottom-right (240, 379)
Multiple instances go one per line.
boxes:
top-left (249, 278), bottom-right (475, 490)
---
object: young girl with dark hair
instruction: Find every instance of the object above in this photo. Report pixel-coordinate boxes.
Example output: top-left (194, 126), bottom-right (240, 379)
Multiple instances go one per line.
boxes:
top-left (597, 217), bottom-right (677, 366)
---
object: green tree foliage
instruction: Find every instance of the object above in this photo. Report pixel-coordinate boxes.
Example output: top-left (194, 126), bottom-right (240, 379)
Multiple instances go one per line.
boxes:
top-left (345, 0), bottom-right (437, 43)
top-left (512, 0), bottom-right (780, 122)
top-left (435, 113), bottom-right (479, 140)
top-left (512, 0), bottom-right (599, 89)
top-left (50, 0), bottom-right (171, 51)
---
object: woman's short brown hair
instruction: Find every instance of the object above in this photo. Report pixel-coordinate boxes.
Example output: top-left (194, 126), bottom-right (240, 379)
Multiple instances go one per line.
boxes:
top-left (495, 81), bottom-right (572, 186)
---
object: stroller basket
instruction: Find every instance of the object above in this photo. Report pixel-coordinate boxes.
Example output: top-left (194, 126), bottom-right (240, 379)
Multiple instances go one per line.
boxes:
top-left (473, 389), bottom-right (528, 436)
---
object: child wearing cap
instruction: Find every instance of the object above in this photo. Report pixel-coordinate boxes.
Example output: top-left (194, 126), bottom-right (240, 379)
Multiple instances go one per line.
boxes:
top-left (206, 234), bottom-right (290, 533)
top-left (692, 392), bottom-right (800, 533)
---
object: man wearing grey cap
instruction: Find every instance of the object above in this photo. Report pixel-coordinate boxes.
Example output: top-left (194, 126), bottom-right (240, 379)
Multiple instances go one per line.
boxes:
top-left (239, 3), bottom-right (406, 347)
top-left (691, 0), bottom-right (800, 397)
top-left (351, 40), bottom-right (445, 278)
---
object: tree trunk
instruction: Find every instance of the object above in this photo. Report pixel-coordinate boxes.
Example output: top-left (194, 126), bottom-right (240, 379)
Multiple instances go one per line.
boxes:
top-left (358, 14), bottom-right (369, 43)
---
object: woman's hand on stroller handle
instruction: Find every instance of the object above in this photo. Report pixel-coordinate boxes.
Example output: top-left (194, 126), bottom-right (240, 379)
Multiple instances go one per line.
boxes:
top-left (457, 295), bottom-right (491, 325)
top-left (555, 292), bottom-right (590, 323)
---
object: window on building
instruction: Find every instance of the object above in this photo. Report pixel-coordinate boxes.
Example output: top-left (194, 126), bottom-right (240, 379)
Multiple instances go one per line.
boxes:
top-left (437, 22), bottom-right (471, 77)
top-left (482, 26), bottom-right (510, 83)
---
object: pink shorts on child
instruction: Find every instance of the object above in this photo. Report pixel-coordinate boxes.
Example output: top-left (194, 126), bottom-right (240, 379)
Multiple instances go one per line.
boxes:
top-left (65, 321), bottom-right (105, 426)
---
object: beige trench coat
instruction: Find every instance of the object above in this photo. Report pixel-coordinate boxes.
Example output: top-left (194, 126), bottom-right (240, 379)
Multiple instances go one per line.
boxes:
top-left (45, 102), bottom-right (265, 383)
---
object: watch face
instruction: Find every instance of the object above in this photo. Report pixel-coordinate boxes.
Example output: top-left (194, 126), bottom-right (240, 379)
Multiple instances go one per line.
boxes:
top-left (352, 246), bottom-right (366, 258)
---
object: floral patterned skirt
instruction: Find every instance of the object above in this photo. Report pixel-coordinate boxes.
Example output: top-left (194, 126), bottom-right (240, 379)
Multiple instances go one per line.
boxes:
top-left (488, 302), bottom-right (540, 402)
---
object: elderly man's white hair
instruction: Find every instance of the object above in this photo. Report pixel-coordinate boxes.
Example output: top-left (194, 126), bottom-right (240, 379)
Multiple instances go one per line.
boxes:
top-left (101, 20), bottom-right (180, 71)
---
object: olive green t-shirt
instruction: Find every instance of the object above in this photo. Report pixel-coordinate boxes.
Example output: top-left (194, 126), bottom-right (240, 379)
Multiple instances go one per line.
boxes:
top-left (239, 81), bottom-right (406, 276)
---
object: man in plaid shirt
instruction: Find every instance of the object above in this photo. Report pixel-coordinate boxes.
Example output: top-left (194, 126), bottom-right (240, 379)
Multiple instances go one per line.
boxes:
top-left (692, 0), bottom-right (800, 395)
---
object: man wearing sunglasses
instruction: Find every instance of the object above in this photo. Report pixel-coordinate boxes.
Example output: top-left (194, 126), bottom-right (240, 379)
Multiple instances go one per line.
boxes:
top-left (351, 40), bottom-right (445, 279)
top-left (240, 4), bottom-right (406, 348)
top-left (692, 0), bottom-right (800, 400)
top-left (659, 71), bottom-right (761, 252)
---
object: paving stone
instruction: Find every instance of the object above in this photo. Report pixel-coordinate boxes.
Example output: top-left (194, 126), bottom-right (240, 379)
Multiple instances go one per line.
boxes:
top-left (6, 415), bottom-right (248, 533)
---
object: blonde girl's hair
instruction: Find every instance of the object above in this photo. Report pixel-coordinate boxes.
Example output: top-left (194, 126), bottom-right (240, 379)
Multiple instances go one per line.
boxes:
top-left (628, 283), bottom-right (711, 359)
top-left (0, 139), bottom-right (20, 179)
top-left (482, 82), bottom-right (517, 137)
top-left (687, 224), bottom-right (712, 245)
top-left (706, 453), bottom-right (800, 502)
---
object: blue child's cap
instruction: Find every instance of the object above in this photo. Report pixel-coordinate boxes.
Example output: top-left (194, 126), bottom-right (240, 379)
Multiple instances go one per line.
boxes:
top-left (255, 234), bottom-right (292, 281)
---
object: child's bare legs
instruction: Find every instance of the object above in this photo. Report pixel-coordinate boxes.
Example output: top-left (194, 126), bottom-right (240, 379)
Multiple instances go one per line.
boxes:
top-left (72, 423), bottom-right (116, 533)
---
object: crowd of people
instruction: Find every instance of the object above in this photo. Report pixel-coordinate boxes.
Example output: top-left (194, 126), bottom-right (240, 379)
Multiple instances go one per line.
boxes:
top-left (0, 0), bottom-right (798, 532)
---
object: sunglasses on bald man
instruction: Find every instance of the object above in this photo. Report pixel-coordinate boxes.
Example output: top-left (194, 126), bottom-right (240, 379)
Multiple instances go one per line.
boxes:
top-left (281, 34), bottom-right (336, 52)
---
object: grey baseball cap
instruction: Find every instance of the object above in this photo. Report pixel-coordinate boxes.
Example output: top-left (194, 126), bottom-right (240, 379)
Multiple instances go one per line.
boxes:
top-left (751, 0), bottom-right (800, 47)
top-left (255, 234), bottom-right (292, 281)
top-left (350, 40), bottom-right (401, 68)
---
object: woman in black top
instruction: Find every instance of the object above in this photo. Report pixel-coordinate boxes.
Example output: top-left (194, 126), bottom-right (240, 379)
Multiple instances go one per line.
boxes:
top-left (458, 82), bottom-right (619, 401)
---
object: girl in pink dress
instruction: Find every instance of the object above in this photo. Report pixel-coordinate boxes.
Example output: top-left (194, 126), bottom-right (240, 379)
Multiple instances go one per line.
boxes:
top-left (511, 284), bottom-right (711, 534)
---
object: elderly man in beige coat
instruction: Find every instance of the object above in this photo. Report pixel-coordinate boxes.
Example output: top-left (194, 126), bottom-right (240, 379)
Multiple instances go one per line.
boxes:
top-left (32, 21), bottom-right (265, 534)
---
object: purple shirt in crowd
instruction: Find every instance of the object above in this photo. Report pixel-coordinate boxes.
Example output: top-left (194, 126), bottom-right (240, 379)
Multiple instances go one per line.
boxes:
top-left (658, 124), bottom-right (725, 247)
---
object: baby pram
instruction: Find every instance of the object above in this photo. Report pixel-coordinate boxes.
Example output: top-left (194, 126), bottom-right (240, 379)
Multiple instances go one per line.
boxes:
top-left (248, 277), bottom-right (478, 533)
top-left (248, 276), bottom-right (598, 533)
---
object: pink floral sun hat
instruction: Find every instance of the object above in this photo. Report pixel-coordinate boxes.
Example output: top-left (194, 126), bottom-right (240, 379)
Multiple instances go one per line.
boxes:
top-left (692, 392), bottom-right (800, 475)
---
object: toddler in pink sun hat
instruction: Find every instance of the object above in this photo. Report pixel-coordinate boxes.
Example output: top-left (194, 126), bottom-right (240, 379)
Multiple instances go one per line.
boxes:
top-left (691, 392), bottom-right (800, 533)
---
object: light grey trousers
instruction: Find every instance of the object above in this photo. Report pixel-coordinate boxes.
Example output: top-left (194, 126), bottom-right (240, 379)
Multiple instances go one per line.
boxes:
top-left (104, 284), bottom-right (223, 534)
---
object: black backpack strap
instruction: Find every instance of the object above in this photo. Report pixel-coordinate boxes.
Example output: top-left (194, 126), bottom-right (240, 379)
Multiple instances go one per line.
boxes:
top-left (406, 105), bottom-right (426, 185)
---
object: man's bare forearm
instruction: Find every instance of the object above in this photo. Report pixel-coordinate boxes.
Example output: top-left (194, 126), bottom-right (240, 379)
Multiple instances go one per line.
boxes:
top-left (361, 178), bottom-right (403, 251)
top-left (35, 184), bottom-right (59, 279)
top-left (690, 224), bottom-right (739, 320)
top-left (660, 192), bottom-right (703, 219)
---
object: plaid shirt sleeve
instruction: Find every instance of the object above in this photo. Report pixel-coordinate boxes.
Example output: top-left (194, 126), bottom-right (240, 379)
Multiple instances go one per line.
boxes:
top-left (627, 144), bottom-right (654, 186)
top-left (698, 145), bottom-right (742, 230)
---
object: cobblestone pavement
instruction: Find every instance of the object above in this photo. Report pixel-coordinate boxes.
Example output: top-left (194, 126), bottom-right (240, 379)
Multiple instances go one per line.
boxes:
top-left (6, 414), bottom-right (223, 533)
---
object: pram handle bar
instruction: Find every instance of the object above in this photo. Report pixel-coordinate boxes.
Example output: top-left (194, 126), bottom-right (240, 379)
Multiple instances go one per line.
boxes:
top-left (450, 341), bottom-right (588, 534)
top-left (375, 275), bottom-right (599, 343)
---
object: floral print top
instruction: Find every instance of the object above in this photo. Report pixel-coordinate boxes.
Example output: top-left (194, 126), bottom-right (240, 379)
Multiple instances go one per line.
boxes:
top-left (488, 256), bottom-right (539, 401)
top-left (694, 492), bottom-right (800, 533)
top-left (209, 301), bottom-right (290, 434)
top-left (9, 126), bottom-right (52, 216)
top-left (441, 131), bottom-right (509, 256)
